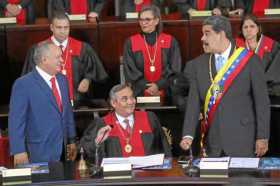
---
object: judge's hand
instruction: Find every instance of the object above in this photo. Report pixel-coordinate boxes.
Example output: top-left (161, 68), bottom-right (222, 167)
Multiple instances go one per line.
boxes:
top-left (229, 9), bottom-right (244, 17)
top-left (14, 152), bottom-right (29, 166)
top-left (180, 137), bottom-right (193, 151)
top-left (78, 79), bottom-right (90, 93)
top-left (212, 8), bottom-right (222, 16)
top-left (88, 12), bottom-right (98, 22)
top-left (134, 0), bottom-right (143, 5)
top-left (95, 125), bottom-right (112, 145)
top-left (67, 143), bottom-right (77, 161)
top-left (146, 83), bottom-right (159, 96)
top-left (6, 4), bottom-right (20, 16)
top-left (187, 8), bottom-right (195, 15)
top-left (255, 139), bottom-right (268, 157)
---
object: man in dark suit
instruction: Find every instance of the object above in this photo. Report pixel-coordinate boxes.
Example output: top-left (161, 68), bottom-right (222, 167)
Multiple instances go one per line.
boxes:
top-left (80, 84), bottom-right (171, 162)
top-left (180, 16), bottom-right (270, 157)
top-left (9, 41), bottom-right (77, 165)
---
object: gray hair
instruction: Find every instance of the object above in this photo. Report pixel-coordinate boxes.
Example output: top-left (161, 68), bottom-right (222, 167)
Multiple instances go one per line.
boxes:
top-left (203, 16), bottom-right (232, 40)
top-left (138, 5), bottom-right (163, 33)
top-left (109, 83), bottom-right (132, 101)
top-left (33, 41), bottom-right (53, 65)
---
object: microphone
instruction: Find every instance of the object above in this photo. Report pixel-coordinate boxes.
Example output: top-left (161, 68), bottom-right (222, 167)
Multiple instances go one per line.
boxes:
top-left (91, 124), bottom-right (113, 176)
top-left (184, 145), bottom-right (199, 177)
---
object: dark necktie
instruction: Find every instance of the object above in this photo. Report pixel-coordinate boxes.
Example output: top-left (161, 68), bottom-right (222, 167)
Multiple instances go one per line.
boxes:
top-left (50, 77), bottom-right (62, 112)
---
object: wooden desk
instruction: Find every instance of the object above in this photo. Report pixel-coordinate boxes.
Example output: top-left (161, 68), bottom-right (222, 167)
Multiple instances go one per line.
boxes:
top-left (9, 160), bottom-right (280, 185)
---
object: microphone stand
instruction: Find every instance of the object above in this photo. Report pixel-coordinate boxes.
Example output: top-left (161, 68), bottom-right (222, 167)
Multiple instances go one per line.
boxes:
top-left (90, 143), bottom-right (102, 176)
top-left (184, 147), bottom-right (199, 177)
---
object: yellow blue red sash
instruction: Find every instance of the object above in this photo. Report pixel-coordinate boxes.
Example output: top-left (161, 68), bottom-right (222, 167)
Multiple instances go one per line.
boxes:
top-left (203, 47), bottom-right (253, 132)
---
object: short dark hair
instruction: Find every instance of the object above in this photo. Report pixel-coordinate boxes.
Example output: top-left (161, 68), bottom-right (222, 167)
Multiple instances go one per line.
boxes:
top-left (50, 11), bottom-right (70, 24)
top-left (240, 14), bottom-right (262, 41)
top-left (203, 16), bottom-right (232, 41)
top-left (138, 5), bottom-right (163, 33)
top-left (109, 83), bottom-right (132, 101)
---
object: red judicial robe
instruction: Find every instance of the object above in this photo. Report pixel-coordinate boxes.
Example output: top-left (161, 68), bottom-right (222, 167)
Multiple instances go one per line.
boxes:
top-left (80, 111), bottom-right (171, 162)
top-left (123, 31), bottom-right (181, 102)
top-left (22, 37), bottom-right (108, 106)
top-left (0, 0), bottom-right (35, 24)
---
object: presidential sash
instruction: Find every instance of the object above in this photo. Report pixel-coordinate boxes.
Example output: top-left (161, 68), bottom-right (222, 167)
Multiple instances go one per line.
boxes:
top-left (200, 48), bottom-right (253, 156)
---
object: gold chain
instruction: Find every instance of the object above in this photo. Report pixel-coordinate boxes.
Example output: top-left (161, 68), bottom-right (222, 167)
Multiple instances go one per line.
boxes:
top-left (208, 54), bottom-right (214, 83)
top-left (143, 33), bottom-right (158, 66)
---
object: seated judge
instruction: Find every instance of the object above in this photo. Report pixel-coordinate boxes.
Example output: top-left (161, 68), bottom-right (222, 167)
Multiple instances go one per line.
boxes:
top-left (22, 11), bottom-right (108, 107)
top-left (235, 14), bottom-right (280, 94)
top-left (0, 0), bottom-right (35, 24)
top-left (123, 5), bottom-right (181, 103)
top-left (47, 0), bottom-right (105, 21)
top-left (80, 84), bottom-right (171, 162)
top-left (9, 42), bottom-right (76, 165)
top-left (217, 0), bottom-right (245, 17)
top-left (174, 0), bottom-right (223, 17)
top-left (118, 0), bottom-right (161, 18)
top-left (248, 0), bottom-right (280, 17)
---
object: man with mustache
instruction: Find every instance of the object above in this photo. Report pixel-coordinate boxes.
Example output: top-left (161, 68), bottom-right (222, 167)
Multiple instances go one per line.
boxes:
top-left (9, 42), bottom-right (77, 165)
top-left (180, 16), bottom-right (270, 157)
top-left (80, 84), bottom-right (171, 161)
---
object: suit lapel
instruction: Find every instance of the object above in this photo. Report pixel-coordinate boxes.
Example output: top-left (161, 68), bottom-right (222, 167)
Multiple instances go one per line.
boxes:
top-left (56, 74), bottom-right (68, 116)
top-left (32, 70), bottom-right (62, 114)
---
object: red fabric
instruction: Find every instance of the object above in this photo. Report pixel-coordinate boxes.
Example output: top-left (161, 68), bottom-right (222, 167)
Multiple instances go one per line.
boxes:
top-left (197, 0), bottom-right (207, 10)
top-left (131, 33), bottom-right (171, 99)
top-left (256, 35), bottom-right (274, 59)
top-left (252, 0), bottom-right (270, 17)
top-left (235, 36), bottom-right (273, 59)
top-left (50, 77), bottom-right (63, 112)
top-left (103, 111), bottom-right (152, 157)
top-left (235, 37), bottom-right (245, 48)
top-left (70, 0), bottom-right (88, 14)
top-left (53, 37), bottom-right (82, 102)
top-left (135, 0), bottom-right (151, 12)
top-left (0, 137), bottom-right (13, 167)
top-left (5, 0), bottom-right (26, 25)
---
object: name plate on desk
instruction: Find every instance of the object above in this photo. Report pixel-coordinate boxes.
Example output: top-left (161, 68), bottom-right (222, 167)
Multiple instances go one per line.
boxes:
top-left (136, 96), bottom-right (160, 104)
top-left (126, 12), bottom-right (139, 19)
top-left (2, 168), bottom-right (31, 185)
top-left (189, 11), bottom-right (212, 18)
top-left (68, 14), bottom-right (86, 21)
top-left (265, 9), bottom-right (280, 16)
top-left (103, 162), bottom-right (132, 179)
top-left (199, 157), bottom-right (229, 178)
top-left (0, 17), bottom-right (16, 25)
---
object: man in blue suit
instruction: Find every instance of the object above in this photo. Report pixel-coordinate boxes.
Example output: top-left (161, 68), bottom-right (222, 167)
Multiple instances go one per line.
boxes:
top-left (8, 41), bottom-right (77, 165)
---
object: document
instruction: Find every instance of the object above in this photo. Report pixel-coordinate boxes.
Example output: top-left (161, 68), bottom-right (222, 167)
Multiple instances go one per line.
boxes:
top-left (101, 154), bottom-right (165, 169)
top-left (200, 157), bottom-right (230, 169)
top-left (229, 158), bottom-right (259, 169)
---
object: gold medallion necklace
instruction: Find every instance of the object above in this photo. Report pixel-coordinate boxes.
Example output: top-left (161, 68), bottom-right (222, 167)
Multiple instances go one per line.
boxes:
top-left (143, 33), bottom-right (158, 72)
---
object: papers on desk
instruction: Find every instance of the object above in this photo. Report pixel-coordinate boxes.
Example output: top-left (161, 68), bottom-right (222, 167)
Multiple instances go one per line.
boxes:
top-left (101, 154), bottom-right (165, 169)
top-left (259, 158), bottom-right (280, 170)
top-left (0, 166), bottom-right (7, 175)
top-left (229, 158), bottom-right (260, 169)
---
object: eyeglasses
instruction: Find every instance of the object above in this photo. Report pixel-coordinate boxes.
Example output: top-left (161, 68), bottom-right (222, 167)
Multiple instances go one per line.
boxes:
top-left (138, 17), bottom-right (155, 23)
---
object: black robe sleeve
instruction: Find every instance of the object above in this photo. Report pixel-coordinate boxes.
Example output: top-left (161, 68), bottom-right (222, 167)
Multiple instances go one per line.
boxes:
top-left (123, 36), bottom-right (181, 97)
top-left (88, 0), bottom-right (104, 15)
top-left (145, 111), bottom-right (172, 157)
top-left (21, 44), bottom-right (36, 76)
top-left (47, 0), bottom-right (66, 19)
top-left (79, 42), bottom-right (108, 83)
top-left (174, 0), bottom-right (193, 14)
